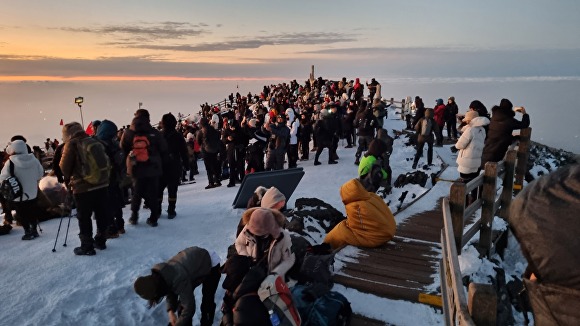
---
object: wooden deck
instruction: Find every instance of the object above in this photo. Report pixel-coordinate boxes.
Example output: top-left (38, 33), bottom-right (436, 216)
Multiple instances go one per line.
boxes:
top-left (335, 199), bottom-right (446, 325)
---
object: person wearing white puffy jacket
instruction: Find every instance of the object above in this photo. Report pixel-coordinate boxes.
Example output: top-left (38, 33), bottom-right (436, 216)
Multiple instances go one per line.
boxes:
top-left (285, 108), bottom-right (299, 168)
top-left (0, 139), bottom-right (44, 240)
top-left (452, 111), bottom-right (490, 186)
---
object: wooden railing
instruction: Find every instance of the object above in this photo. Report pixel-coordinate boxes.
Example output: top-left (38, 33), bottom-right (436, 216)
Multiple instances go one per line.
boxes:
top-left (440, 128), bottom-right (532, 325)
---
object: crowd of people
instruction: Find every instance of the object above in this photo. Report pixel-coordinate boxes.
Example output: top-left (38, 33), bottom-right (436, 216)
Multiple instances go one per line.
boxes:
top-left (1, 74), bottom-right (538, 325)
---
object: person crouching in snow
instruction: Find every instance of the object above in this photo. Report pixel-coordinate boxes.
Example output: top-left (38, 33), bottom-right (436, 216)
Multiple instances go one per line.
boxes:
top-left (0, 139), bottom-right (44, 240)
top-left (133, 246), bottom-right (221, 326)
top-left (235, 207), bottom-right (295, 279)
top-left (323, 171), bottom-right (396, 250)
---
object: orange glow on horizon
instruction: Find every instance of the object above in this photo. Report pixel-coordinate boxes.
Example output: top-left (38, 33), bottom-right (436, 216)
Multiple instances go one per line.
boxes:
top-left (0, 76), bottom-right (288, 82)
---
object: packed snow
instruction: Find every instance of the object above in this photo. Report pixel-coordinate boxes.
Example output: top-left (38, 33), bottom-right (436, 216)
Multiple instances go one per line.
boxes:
top-left (1, 114), bottom-right (537, 325)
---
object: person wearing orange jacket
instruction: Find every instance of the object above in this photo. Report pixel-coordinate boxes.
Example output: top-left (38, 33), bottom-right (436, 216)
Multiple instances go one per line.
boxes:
top-left (324, 177), bottom-right (396, 249)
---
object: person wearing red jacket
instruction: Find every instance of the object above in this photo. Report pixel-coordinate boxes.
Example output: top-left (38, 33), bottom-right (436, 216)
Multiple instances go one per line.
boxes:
top-left (433, 98), bottom-right (446, 146)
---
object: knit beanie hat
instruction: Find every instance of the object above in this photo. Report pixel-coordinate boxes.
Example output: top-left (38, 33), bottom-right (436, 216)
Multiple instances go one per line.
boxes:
top-left (161, 113), bottom-right (177, 130)
top-left (246, 208), bottom-right (281, 238)
top-left (260, 187), bottom-right (286, 209)
top-left (436, 98), bottom-right (444, 106)
top-left (134, 274), bottom-right (160, 301)
top-left (7, 139), bottom-right (27, 155)
top-left (62, 122), bottom-right (85, 143)
top-left (134, 109), bottom-right (150, 121)
top-left (463, 111), bottom-right (479, 122)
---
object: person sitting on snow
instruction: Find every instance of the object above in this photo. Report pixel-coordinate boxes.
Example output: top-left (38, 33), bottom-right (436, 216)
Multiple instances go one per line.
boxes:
top-left (133, 246), bottom-right (221, 326)
top-left (235, 207), bottom-right (295, 278)
top-left (323, 172), bottom-right (396, 250)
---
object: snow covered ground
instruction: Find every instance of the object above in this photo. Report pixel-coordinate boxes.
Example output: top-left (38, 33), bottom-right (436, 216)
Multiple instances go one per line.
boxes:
top-left (0, 114), bottom-right (539, 325)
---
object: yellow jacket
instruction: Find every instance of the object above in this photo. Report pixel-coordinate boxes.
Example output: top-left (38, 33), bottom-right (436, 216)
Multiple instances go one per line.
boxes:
top-left (324, 178), bottom-right (396, 249)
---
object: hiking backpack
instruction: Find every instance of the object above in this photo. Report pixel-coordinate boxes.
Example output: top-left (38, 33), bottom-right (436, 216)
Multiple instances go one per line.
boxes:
top-left (76, 137), bottom-right (111, 185)
top-left (291, 284), bottom-right (352, 326)
top-left (132, 135), bottom-right (150, 162)
top-left (258, 274), bottom-right (302, 326)
top-left (0, 160), bottom-right (24, 201)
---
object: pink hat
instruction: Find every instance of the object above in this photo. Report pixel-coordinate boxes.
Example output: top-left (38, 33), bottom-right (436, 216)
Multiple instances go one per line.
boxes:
top-left (246, 208), bottom-right (281, 238)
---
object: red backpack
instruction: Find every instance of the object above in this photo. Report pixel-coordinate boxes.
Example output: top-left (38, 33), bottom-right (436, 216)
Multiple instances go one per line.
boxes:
top-left (132, 135), bottom-right (150, 162)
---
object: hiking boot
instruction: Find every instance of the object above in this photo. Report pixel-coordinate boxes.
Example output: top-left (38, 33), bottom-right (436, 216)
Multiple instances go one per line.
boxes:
top-left (167, 208), bottom-right (176, 219)
top-left (205, 184), bottom-right (215, 189)
top-left (214, 182), bottom-right (222, 187)
top-left (226, 183), bottom-right (235, 188)
top-left (118, 227), bottom-right (126, 234)
top-left (412, 162), bottom-right (418, 169)
top-left (328, 160), bottom-right (338, 164)
top-left (74, 247), bottom-right (96, 256)
top-left (354, 159), bottom-right (360, 165)
top-left (107, 231), bottom-right (120, 239)
top-left (94, 234), bottom-right (107, 250)
top-left (22, 232), bottom-right (35, 241)
top-left (345, 145), bottom-right (353, 148)
top-left (314, 161), bottom-right (322, 166)
top-left (146, 218), bottom-right (158, 227)
top-left (128, 212), bottom-right (139, 225)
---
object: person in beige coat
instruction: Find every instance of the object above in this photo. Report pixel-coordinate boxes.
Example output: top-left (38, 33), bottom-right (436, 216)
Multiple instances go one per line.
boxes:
top-left (235, 207), bottom-right (295, 278)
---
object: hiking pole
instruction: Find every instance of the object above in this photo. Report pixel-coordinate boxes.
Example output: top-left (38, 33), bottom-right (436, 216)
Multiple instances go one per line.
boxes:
top-left (63, 212), bottom-right (73, 247)
top-left (52, 214), bottom-right (65, 252)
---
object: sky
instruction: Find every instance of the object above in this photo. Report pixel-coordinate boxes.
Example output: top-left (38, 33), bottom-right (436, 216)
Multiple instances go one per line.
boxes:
top-left (0, 117), bottom-right (536, 325)
top-left (2, 0), bottom-right (580, 80)
top-left (1, 1), bottom-right (579, 153)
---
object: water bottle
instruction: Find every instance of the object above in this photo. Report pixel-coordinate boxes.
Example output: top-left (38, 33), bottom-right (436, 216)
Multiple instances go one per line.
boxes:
top-left (269, 309), bottom-right (280, 326)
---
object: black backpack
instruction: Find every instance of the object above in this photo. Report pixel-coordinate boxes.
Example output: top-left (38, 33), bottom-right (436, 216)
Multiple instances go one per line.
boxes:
top-left (0, 160), bottom-right (24, 201)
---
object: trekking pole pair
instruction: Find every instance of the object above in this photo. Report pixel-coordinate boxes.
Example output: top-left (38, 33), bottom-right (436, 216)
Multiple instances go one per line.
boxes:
top-left (52, 210), bottom-right (74, 252)
top-left (52, 194), bottom-right (75, 252)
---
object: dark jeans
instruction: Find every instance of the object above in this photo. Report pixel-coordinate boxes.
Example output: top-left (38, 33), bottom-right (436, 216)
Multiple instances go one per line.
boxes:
top-left (299, 137), bottom-right (310, 159)
top-left (355, 135), bottom-right (374, 159)
top-left (287, 144), bottom-right (299, 168)
top-left (107, 183), bottom-right (124, 232)
top-left (11, 198), bottom-right (39, 231)
top-left (199, 264), bottom-right (222, 326)
top-left (446, 120), bottom-right (458, 139)
top-left (131, 176), bottom-right (160, 220)
top-left (414, 139), bottom-right (433, 165)
top-left (344, 129), bottom-right (356, 147)
top-left (203, 152), bottom-right (220, 185)
top-left (266, 148), bottom-right (285, 170)
top-left (159, 173), bottom-right (179, 211)
top-left (74, 187), bottom-right (110, 247)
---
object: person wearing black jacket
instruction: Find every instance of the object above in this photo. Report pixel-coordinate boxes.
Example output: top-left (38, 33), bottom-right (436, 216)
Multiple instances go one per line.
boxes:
top-left (354, 100), bottom-right (377, 165)
top-left (222, 119), bottom-right (245, 187)
top-left (158, 113), bottom-right (189, 218)
top-left (197, 117), bottom-right (223, 189)
top-left (121, 109), bottom-right (169, 227)
top-left (263, 114), bottom-right (290, 170)
top-left (313, 108), bottom-right (338, 165)
top-left (343, 101), bottom-right (357, 148)
top-left (480, 99), bottom-right (530, 169)
top-left (298, 111), bottom-right (313, 161)
top-left (95, 119), bottom-right (127, 237)
top-left (444, 97), bottom-right (459, 140)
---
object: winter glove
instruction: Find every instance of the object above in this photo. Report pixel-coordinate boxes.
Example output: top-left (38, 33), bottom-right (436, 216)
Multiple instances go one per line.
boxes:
top-left (450, 146), bottom-right (458, 153)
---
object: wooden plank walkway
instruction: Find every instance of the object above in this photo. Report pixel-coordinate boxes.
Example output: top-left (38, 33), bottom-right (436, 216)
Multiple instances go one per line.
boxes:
top-left (334, 198), bottom-right (446, 325)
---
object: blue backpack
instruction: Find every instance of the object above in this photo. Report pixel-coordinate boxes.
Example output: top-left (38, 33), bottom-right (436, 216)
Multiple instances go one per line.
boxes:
top-left (291, 284), bottom-right (352, 326)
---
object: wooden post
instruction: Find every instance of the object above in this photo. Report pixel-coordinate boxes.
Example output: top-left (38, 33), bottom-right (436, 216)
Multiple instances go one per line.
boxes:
top-left (468, 283), bottom-right (497, 326)
top-left (479, 162), bottom-right (498, 258)
top-left (450, 182), bottom-right (466, 251)
top-left (514, 128), bottom-right (532, 195)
